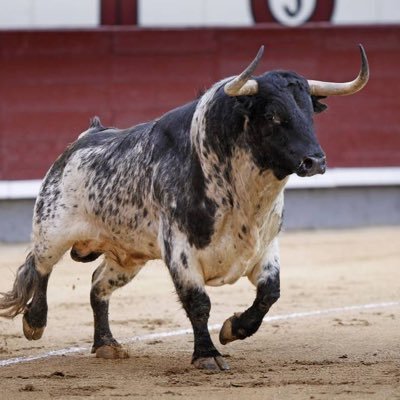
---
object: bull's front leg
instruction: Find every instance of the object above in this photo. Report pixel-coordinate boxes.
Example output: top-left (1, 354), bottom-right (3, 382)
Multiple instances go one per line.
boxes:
top-left (162, 228), bottom-right (229, 371)
top-left (175, 284), bottom-right (229, 370)
top-left (219, 240), bottom-right (280, 345)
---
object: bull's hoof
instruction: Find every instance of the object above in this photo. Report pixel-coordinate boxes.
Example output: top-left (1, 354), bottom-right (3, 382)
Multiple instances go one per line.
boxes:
top-left (94, 344), bottom-right (129, 359)
top-left (219, 312), bottom-right (242, 345)
top-left (22, 315), bottom-right (45, 340)
top-left (192, 356), bottom-right (230, 371)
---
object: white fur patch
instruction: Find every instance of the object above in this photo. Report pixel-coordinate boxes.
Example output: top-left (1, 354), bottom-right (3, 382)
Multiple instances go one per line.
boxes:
top-left (189, 84), bottom-right (287, 287)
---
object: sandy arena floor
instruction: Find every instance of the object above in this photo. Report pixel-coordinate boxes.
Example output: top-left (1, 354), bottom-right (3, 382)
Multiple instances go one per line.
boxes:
top-left (0, 227), bottom-right (399, 399)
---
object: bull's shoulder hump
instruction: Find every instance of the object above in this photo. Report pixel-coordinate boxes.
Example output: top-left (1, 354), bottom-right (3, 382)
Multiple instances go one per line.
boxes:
top-left (159, 100), bottom-right (198, 124)
top-left (150, 100), bottom-right (198, 157)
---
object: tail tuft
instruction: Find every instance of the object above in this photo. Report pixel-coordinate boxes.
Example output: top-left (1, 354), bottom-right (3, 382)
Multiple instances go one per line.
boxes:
top-left (0, 253), bottom-right (38, 318)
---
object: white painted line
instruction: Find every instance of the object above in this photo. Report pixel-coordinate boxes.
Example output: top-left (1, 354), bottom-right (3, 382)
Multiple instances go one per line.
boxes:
top-left (288, 167), bottom-right (400, 189)
top-left (1, 167), bottom-right (399, 199)
top-left (0, 346), bottom-right (88, 368)
top-left (0, 180), bottom-right (42, 200)
top-left (0, 301), bottom-right (399, 367)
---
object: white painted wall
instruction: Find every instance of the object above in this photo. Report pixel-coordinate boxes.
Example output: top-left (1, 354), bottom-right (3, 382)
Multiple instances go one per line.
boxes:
top-left (0, 0), bottom-right (99, 29)
top-left (138, 0), bottom-right (400, 27)
top-left (333, 0), bottom-right (400, 24)
top-left (0, 0), bottom-right (399, 29)
top-left (138, 0), bottom-right (253, 27)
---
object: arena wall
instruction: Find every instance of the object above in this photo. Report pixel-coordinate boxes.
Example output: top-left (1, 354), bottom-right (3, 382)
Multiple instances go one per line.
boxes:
top-left (0, 25), bottom-right (399, 241)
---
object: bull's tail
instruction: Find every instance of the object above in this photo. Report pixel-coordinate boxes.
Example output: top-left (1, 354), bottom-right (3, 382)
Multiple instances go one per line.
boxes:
top-left (0, 252), bottom-right (38, 318)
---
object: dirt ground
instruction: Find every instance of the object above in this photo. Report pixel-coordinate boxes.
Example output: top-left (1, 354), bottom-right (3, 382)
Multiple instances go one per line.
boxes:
top-left (0, 227), bottom-right (399, 399)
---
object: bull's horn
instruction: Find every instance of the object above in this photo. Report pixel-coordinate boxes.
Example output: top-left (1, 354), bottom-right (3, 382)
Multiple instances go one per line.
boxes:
top-left (308, 44), bottom-right (369, 96)
top-left (224, 45), bottom-right (264, 96)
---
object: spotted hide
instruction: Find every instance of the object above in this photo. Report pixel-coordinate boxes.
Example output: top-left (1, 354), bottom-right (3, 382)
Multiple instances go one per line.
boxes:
top-left (0, 46), bottom-right (369, 370)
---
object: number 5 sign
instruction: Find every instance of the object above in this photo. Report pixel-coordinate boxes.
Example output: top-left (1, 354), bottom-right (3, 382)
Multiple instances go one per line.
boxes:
top-left (251, 0), bottom-right (335, 26)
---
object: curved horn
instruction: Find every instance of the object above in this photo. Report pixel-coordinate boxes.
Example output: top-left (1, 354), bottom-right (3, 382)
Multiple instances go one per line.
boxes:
top-left (308, 44), bottom-right (369, 97)
top-left (224, 45), bottom-right (264, 96)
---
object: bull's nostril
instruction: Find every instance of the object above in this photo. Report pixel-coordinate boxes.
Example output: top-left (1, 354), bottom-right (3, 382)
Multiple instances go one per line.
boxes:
top-left (303, 158), bottom-right (314, 170)
top-left (297, 156), bottom-right (326, 177)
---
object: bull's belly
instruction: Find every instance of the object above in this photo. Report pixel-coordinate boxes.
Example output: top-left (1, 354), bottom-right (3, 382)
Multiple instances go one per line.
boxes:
top-left (72, 237), bottom-right (161, 266)
top-left (71, 221), bottom-right (161, 268)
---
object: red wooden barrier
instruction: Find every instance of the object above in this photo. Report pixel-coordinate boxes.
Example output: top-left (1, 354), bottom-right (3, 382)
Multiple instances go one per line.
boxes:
top-left (0, 25), bottom-right (399, 180)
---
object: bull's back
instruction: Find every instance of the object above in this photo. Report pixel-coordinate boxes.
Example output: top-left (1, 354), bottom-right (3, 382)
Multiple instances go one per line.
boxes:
top-left (33, 121), bottom-right (160, 253)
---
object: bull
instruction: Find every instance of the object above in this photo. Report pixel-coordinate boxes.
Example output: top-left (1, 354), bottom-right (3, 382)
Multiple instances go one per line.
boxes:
top-left (0, 45), bottom-right (369, 370)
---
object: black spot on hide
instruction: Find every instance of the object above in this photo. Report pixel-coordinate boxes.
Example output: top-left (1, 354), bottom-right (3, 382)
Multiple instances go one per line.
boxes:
top-left (117, 274), bottom-right (129, 285)
top-left (163, 239), bottom-right (172, 267)
top-left (227, 192), bottom-right (234, 208)
top-left (180, 252), bottom-right (189, 269)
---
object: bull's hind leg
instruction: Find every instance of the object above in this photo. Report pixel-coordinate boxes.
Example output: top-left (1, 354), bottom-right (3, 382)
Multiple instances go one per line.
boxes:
top-left (219, 241), bottom-right (280, 345)
top-left (22, 266), bottom-right (50, 340)
top-left (90, 258), bottom-right (142, 359)
top-left (0, 242), bottom-right (68, 340)
top-left (22, 242), bottom-right (69, 340)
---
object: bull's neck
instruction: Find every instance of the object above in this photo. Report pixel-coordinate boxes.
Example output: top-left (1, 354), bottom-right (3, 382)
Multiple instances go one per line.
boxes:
top-left (190, 85), bottom-right (288, 221)
top-left (210, 146), bottom-right (287, 221)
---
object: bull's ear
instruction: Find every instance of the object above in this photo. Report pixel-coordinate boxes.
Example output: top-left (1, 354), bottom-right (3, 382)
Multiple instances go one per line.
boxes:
top-left (311, 95), bottom-right (328, 114)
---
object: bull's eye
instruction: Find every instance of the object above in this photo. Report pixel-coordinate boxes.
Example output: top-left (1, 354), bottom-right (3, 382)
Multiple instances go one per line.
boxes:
top-left (272, 115), bottom-right (281, 124)
top-left (266, 114), bottom-right (281, 125)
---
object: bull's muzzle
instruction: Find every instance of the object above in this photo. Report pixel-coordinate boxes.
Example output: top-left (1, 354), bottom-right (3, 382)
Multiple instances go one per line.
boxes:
top-left (296, 155), bottom-right (326, 177)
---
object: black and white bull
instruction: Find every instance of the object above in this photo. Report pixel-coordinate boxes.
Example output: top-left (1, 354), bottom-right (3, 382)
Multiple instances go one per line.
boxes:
top-left (0, 45), bottom-right (369, 370)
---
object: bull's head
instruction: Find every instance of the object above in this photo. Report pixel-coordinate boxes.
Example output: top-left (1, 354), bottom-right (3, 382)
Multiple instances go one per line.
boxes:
top-left (224, 45), bottom-right (369, 180)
